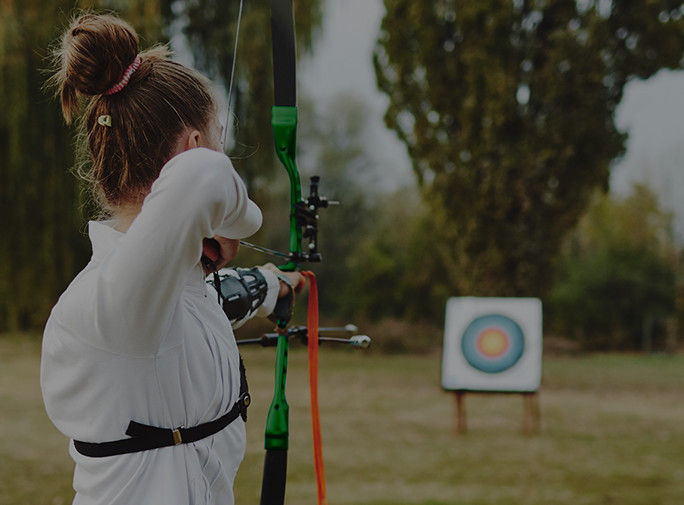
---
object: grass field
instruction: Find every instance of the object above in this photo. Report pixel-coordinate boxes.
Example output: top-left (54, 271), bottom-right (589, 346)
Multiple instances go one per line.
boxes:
top-left (1, 334), bottom-right (683, 505)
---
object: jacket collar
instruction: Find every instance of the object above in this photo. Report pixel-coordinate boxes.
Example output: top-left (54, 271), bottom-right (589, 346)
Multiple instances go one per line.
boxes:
top-left (88, 220), bottom-right (123, 262)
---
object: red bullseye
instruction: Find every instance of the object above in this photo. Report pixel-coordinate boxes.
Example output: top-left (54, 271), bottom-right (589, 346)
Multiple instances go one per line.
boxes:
top-left (475, 327), bottom-right (509, 358)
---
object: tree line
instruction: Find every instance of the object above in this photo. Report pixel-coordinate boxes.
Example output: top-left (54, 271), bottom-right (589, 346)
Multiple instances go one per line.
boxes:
top-left (1, 0), bottom-right (682, 351)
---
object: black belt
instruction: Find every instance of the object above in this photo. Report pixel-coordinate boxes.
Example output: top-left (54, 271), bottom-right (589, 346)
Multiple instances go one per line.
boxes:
top-left (75, 356), bottom-right (250, 458)
top-left (74, 392), bottom-right (250, 458)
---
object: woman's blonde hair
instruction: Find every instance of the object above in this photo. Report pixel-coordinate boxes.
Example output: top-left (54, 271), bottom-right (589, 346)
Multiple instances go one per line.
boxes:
top-left (50, 13), bottom-right (217, 210)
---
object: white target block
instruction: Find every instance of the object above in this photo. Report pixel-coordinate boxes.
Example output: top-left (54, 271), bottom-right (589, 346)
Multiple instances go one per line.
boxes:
top-left (441, 297), bottom-right (542, 392)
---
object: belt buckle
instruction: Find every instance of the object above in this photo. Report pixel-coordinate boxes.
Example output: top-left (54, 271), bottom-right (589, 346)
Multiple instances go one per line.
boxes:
top-left (172, 426), bottom-right (184, 445)
top-left (240, 393), bottom-right (251, 421)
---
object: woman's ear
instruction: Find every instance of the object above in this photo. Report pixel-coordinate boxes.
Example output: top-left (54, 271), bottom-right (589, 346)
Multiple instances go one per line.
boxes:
top-left (172, 128), bottom-right (203, 156)
top-left (185, 129), bottom-right (202, 150)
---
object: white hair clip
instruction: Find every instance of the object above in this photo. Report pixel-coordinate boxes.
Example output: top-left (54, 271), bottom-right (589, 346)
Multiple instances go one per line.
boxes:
top-left (97, 115), bottom-right (112, 127)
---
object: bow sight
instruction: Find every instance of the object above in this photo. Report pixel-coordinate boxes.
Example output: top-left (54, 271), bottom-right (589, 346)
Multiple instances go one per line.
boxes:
top-left (294, 175), bottom-right (337, 264)
top-left (239, 175), bottom-right (337, 265)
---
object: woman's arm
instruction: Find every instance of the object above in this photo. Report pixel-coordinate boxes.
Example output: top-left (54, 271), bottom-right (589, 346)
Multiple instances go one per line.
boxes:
top-left (208, 267), bottom-right (280, 329)
top-left (94, 148), bottom-right (261, 355)
top-left (208, 266), bottom-right (306, 330)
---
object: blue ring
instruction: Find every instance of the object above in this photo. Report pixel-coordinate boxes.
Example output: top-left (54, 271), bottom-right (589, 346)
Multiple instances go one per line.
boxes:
top-left (460, 314), bottom-right (525, 373)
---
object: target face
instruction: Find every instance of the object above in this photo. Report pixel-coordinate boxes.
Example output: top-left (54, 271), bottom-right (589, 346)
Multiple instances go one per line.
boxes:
top-left (461, 314), bottom-right (525, 373)
top-left (442, 297), bottom-right (542, 392)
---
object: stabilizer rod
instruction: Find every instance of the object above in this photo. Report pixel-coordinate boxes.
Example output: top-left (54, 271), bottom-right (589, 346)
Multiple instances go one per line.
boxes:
top-left (237, 325), bottom-right (371, 349)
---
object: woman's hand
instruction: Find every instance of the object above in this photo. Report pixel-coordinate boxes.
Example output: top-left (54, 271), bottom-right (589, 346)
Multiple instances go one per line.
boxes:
top-left (201, 236), bottom-right (240, 274)
top-left (261, 263), bottom-right (306, 298)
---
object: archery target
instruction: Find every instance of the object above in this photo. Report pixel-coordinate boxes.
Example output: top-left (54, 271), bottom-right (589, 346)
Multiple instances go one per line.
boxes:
top-left (442, 297), bottom-right (542, 392)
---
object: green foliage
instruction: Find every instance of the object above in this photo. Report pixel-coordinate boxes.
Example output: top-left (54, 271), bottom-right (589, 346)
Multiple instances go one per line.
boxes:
top-left (374, 0), bottom-right (684, 297)
top-left (344, 187), bottom-right (452, 324)
top-left (0, 1), bottom-right (85, 330)
top-left (548, 185), bottom-right (677, 350)
top-left (344, 188), bottom-right (422, 320)
top-left (0, 1), bottom-right (167, 331)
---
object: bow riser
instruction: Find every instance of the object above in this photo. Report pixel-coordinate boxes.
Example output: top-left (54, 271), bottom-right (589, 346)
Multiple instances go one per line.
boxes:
top-left (271, 106), bottom-right (303, 271)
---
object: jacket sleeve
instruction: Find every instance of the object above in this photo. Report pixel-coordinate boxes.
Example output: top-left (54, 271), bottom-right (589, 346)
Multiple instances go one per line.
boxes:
top-left (94, 148), bottom-right (261, 356)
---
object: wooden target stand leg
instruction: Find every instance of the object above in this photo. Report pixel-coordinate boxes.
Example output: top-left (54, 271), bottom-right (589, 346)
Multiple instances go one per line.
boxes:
top-left (522, 392), bottom-right (541, 435)
top-left (453, 391), bottom-right (541, 435)
top-left (453, 391), bottom-right (467, 435)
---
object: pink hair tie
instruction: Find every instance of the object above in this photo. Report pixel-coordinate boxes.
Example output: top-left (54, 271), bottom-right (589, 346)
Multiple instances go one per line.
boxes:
top-left (104, 56), bottom-right (142, 95)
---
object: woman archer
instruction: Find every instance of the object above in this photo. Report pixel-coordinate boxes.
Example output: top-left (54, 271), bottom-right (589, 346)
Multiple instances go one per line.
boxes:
top-left (41, 12), bottom-right (302, 505)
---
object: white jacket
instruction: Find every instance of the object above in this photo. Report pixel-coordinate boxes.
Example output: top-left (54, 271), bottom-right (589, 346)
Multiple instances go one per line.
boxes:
top-left (41, 148), bottom-right (277, 505)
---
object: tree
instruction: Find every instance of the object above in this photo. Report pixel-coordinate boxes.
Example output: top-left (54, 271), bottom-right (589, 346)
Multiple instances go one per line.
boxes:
top-left (343, 190), bottom-right (443, 322)
top-left (374, 0), bottom-right (684, 297)
top-left (0, 1), bottom-right (164, 331)
top-left (548, 185), bottom-right (677, 350)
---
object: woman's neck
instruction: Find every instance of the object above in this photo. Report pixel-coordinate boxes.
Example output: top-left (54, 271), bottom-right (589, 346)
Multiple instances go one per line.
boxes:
top-left (113, 202), bottom-right (143, 233)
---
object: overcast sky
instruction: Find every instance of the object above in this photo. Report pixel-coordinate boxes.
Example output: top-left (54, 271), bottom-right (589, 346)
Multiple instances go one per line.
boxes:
top-left (300, 0), bottom-right (684, 242)
top-left (612, 70), bottom-right (684, 242)
top-left (299, 0), bottom-right (412, 189)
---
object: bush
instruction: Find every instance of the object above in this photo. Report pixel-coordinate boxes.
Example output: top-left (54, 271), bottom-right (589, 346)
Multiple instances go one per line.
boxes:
top-left (547, 186), bottom-right (677, 351)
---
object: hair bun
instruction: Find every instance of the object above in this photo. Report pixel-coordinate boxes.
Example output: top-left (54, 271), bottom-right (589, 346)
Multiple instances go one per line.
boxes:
top-left (52, 13), bottom-right (139, 123)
